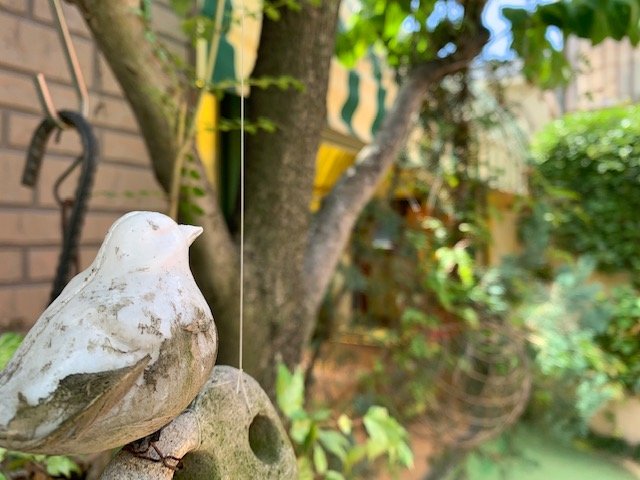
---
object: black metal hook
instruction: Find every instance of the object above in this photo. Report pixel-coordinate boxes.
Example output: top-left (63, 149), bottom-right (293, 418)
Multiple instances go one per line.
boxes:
top-left (22, 110), bottom-right (98, 304)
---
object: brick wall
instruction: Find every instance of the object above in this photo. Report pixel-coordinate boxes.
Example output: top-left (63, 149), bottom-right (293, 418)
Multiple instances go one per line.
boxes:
top-left (562, 37), bottom-right (640, 112)
top-left (0, 1), bottom-right (184, 330)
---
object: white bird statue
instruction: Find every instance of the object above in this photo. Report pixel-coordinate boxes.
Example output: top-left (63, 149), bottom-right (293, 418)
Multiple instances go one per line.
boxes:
top-left (0, 211), bottom-right (217, 454)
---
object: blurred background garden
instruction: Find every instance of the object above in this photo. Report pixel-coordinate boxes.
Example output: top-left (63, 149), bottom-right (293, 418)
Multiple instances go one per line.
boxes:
top-left (2, 0), bottom-right (640, 478)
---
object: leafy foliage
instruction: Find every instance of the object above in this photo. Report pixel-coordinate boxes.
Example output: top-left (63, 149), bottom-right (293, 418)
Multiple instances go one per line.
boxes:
top-left (529, 104), bottom-right (640, 280)
top-left (518, 258), bottom-right (625, 438)
top-left (0, 334), bottom-right (81, 479)
top-left (275, 362), bottom-right (413, 479)
top-left (505, 0), bottom-right (640, 87)
top-left (338, 0), bottom-right (640, 90)
top-left (0, 449), bottom-right (81, 479)
top-left (596, 286), bottom-right (640, 393)
top-left (336, 0), bottom-right (485, 69)
top-left (0, 333), bottom-right (23, 370)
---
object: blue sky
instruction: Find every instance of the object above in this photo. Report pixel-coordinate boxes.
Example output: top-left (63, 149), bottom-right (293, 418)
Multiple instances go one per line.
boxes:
top-left (425, 0), bottom-right (558, 60)
top-left (482, 0), bottom-right (563, 59)
top-left (483, 0), bottom-right (535, 59)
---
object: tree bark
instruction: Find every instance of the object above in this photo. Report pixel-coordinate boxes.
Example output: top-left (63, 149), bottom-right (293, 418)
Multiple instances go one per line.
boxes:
top-left (241, 0), bottom-right (340, 385)
top-left (70, 0), bottom-right (241, 374)
top-left (70, 0), bottom-right (180, 188)
top-left (305, 37), bottom-right (487, 316)
top-left (69, 0), bottom-right (486, 393)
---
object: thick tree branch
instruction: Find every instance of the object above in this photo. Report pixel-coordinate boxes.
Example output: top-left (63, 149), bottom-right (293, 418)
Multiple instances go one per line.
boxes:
top-left (70, 0), bottom-right (180, 189)
top-left (70, 0), bottom-right (239, 344)
top-left (241, 0), bottom-right (340, 382)
top-left (304, 34), bottom-right (488, 313)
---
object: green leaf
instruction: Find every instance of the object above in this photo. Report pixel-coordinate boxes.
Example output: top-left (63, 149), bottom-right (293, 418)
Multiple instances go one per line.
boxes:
top-left (325, 471), bottom-right (346, 480)
top-left (344, 443), bottom-right (368, 470)
top-left (190, 203), bottom-right (205, 215)
top-left (318, 429), bottom-right (350, 460)
top-left (337, 414), bottom-right (352, 435)
top-left (567, 0), bottom-right (596, 38)
top-left (0, 333), bottom-right (23, 370)
top-left (297, 456), bottom-right (314, 480)
top-left (313, 444), bottom-right (328, 474)
top-left (45, 455), bottom-right (81, 477)
top-left (362, 406), bottom-right (413, 465)
top-left (606, 0), bottom-right (630, 39)
top-left (290, 418), bottom-right (313, 445)
top-left (264, 4), bottom-right (281, 21)
top-left (170, 0), bottom-right (191, 17)
top-left (397, 441), bottom-right (414, 467)
top-left (383, 2), bottom-right (407, 40)
top-left (275, 362), bottom-right (305, 418)
top-left (502, 7), bottom-right (531, 30)
top-left (538, 1), bottom-right (569, 28)
top-left (191, 186), bottom-right (206, 197)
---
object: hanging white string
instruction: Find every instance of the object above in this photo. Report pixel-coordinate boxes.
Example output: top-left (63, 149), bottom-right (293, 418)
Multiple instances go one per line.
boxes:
top-left (236, 0), bottom-right (250, 412)
top-left (238, 5), bottom-right (245, 376)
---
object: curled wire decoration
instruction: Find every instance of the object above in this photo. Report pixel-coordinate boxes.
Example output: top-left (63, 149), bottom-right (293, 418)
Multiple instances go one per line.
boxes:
top-left (22, 111), bottom-right (98, 303)
top-left (414, 320), bottom-right (531, 449)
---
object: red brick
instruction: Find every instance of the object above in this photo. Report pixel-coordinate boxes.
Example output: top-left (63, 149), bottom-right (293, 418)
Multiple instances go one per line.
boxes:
top-left (16, 86), bottom-right (139, 132)
top-left (79, 245), bottom-right (100, 270)
top-left (31, 155), bottom-right (81, 208)
top-left (32, 0), bottom-right (91, 38)
top-left (0, 284), bottom-right (49, 329)
top-left (0, 69), bottom-right (84, 114)
top-left (27, 244), bottom-right (105, 281)
top-left (28, 243), bottom-right (105, 282)
top-left (0, 12), bottom-right (93, 86)
top-left (0, 68), bottom-right (43, 111)
top-left (27, 245), bottom-right (58, 281)
top-left (101, 130), bottom-right (149, 165)
top-left (0, 210), bottom-right (61, 243)
top-left (0, 209), bottom-right (120, 245)
top-left (0, 247), bottom-right (23, 282)
top-left (90, 93), bottom-right (139, 131)
top-left (151, 3), bottom-right (184, 43)
top-left (96, 54), bottom-right (122, 96)
top-left (0, 0), bottom-right (27, 14)
top-left (33, 156), bottom-right (165, 211)
top-left (7, 111), bottom-right (83, 153)
top-left (80, 211), bottom-right (125, 243)
top-left (0, 150), bottom-right (33, 205)
top-left (89, 163), bottom-right (167, 211)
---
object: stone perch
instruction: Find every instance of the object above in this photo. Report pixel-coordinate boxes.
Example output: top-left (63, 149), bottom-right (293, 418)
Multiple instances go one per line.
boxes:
top-left (100, 366), bottom-right (297, 479)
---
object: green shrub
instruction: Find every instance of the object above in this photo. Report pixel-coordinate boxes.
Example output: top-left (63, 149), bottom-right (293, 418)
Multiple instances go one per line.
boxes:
top-left (519, 259), bottom-right (625, 438)
top-left (596, 286), bottom-right (640, 393)
top-left (530, 104), bottom-right (640, 279)
top-left (275, 362), bottom-right (413, 479)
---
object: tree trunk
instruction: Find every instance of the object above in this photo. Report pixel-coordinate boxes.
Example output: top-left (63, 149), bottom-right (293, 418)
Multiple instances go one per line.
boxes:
top-left (69, 0), bottom-right (486, 394)
top-left (239, 0), bottom-right (340, 387)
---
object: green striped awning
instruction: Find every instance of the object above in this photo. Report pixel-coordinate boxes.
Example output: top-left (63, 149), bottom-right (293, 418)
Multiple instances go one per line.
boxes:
top-left (326, 52), bottom-right (397, 145)
top-left (200, 1), bottom-right (528, 197)
top-left (202, 0), bottom-right (396, 145)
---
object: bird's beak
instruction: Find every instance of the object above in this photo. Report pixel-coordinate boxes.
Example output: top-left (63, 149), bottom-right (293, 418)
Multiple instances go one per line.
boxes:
top-left (179, 224), bottom-right (204, 246)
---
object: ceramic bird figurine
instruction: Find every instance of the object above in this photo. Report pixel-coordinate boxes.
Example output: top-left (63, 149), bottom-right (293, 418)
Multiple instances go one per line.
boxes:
top-left (0, 211), bottom-right (217, 454)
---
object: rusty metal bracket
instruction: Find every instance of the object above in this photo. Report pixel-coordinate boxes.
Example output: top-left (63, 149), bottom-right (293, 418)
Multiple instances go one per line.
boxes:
top-left (33, 0), bottom-right (89, 129)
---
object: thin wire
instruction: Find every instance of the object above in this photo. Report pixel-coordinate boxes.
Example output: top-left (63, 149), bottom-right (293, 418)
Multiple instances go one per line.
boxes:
top-left (239, 5), bottom-right (245, 375)
top-left (236, 0), bottom-right (250, 412)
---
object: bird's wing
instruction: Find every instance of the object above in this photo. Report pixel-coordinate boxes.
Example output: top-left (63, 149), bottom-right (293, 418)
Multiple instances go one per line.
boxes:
top-left (0, 288), bottom-right (154, 435)
top-left (0, 354), bottom-right (151, 452)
